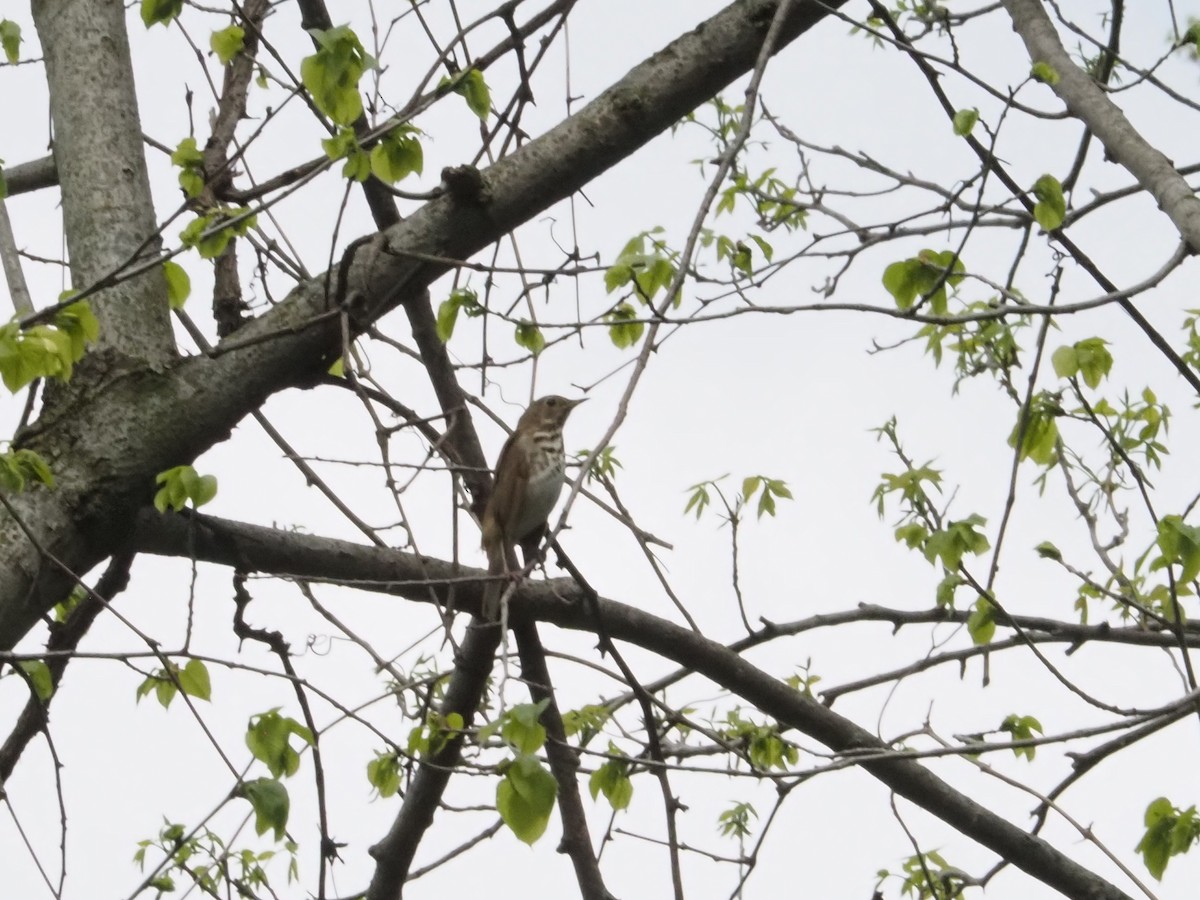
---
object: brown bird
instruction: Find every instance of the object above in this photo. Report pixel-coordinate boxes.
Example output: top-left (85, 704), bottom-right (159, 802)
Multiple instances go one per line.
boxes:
top-left (480, 395), bottom-right (585, 620)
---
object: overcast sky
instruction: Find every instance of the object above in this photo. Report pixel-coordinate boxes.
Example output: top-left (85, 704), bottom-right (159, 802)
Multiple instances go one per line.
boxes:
top-left (4, 2), bottom-right (1200, 898)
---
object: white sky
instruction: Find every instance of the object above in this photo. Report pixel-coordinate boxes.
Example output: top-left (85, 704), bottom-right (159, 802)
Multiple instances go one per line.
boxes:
top-left (3, 2), bottom-right (1200, 898)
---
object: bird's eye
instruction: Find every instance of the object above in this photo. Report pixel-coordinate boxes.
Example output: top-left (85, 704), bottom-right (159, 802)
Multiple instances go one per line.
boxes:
top-left (547, 398), bottom-right (558, 406)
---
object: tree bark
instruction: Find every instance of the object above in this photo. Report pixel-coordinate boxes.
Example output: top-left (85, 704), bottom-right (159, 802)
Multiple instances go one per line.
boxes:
top-left (1, 0), bottom-right (847, 649)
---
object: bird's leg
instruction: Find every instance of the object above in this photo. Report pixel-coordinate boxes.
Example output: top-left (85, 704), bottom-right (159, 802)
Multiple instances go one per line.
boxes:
top-left (519, 527), bottom-right (550, 576)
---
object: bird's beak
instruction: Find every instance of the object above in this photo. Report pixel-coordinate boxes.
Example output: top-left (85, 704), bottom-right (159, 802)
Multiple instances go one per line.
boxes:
top-left (569, 397), bottom-right (588, 409)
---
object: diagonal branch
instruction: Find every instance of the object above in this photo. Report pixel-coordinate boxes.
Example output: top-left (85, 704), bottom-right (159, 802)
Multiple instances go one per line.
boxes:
top-left (1001, 0), bottom-right (1200, 251)
top-left (130, 509), bottom-right (1137, 900)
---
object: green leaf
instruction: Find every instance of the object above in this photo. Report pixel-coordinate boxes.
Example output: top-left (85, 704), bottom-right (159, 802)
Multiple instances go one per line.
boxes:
top-left (952, 108), bottom-right (978, 136)
top-left (1032, 174), bottom-right (1066, 231)
top-left (0, 448), bottom-right (54, 493)
top-left (369, 126), bottom-right (424, 184)
top-left (141, 0), bottom-right (184, 28)
top-left (1135, 797), bottom-right (1200, 880)
top-left (300, 26), bottom-right (371, 126)
top-left (210, 24), bottom-right (245, 64)
top-left (137, 665), bottom-right (183, 708)
top-left (1157, 515), bottom-right (1200, 584)
top-left (1030, 61), bottom-right (1060, 84)
top-left (0, 304), bottom-right (97, 393)
top-left (238, 778), bottom-right (290, 841)
top-left (605, 303), bottom-right (644, 349)
top-left (246, 709), bottom-right (314, 779)
top-left (894, 522), bottom-right (928, 550)
top-left (192, 474), bottom-right (218, 508)
top-left (1000, 713), bottom-right (1043, 761)
top-left (154, 465), bottom-right (218, 512)
top-left (0, 19), bottom-right (22, 64)
top-left (604, 230), bottom-right (679, 304)
top-left (321, 127), bottom-right (358, 163)
top-left (178, 659), bottom-right (212, 701)
top-left (683, 480), bottom-right (715, 520)
top-left (1073, 337), bottom-right (1112, 388)
top-left (440, 68), bottom-right (491, 120)
top-left (435, 288), bottom-right (478, 342)
top-left (589, 753), bottom-right (633, 811)
top-left (496, 754), bottom-right (558, 844)
top-left (742, 476), bottom-right (761, 502)
top-left (935, 572), bottom-right (963, 608)
top-left (1035, 541), bottom-right (1062, 561)
top-left (923, 515), bottom-right (990, 570)
top-left (717, 802), bottom-right (758, 838)
top-left (500, 701), bottom-right (550, 755)
top-left (967, 598), bottom-right (996, 645)
top-left (1186, 22), bottom-right (1200, 51)
top-left (748, 234), bottom-right (774, 262)
top-left (179, 208), bottom-right (257, 259)
top-left (1050, 345), bottom-right (1077, 379)
top-left (155, 674), bottom-right (178, 708)
top-left (367, 751), bottom-right (402, 798)
top-left (17, 660), bottom-right (54, 702)
top-left (436, 298), bottom-right (460, 343)
top-left (163, 260), bottom-right (191, 309)
top-left (55, 300), bottom-right (99, 360)
top-left (881, 250), bottom-right (964, 314)
top-left (514, 320), bottom-right (545, 355)
top-left (1008, 395), bottom-right (1060, 467)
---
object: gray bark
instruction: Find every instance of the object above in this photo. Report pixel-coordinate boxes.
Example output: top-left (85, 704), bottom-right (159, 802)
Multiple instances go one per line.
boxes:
top-left (1002, 0), bottom-right (1200, 252)
top-left (31, 0), bottom-right (176, 365)
top-left (0, 0), bottom-right (845, 643)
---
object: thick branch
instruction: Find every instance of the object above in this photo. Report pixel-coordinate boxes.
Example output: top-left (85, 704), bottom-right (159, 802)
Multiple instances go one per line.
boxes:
top-left (0, 0), bottom-right (846, 648)
top-left (131, 510), bottom-right (1135, 900)
top-left (1002, 0), bottom-right (1200, 251)
top-left (30, 0), bottom-right (175, 365)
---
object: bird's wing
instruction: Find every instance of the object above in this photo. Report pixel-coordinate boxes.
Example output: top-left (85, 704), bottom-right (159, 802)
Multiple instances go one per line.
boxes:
top-left (483, 431), bottom-right (529, 548)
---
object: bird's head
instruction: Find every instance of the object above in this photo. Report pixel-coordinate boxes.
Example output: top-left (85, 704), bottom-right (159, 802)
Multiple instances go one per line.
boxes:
top-left (519, 395), bottom-right (586, 430)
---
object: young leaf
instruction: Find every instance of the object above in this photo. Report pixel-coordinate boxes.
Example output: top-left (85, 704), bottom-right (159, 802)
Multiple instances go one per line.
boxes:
top-left (1032, 174), bottom-right (1066, 231)
top-left (967, 598), bottom-right (996, 645)
top-left (605, 303), bottom-right (644, 349)
top-left (1156, 515), bottom-right (1200, 584)
top-left (17, 660), bottom-right (54, 703)
top-left (588, 752), bottom-right (633, 811)
top-left (952, 108), bottom-right (978, 136)
top-left (163, 260), bottom-right (191, 310)
top-left (237, 778), bottom-right (290, 841)
top-left (367, 751), bottom-right (402, 798)
top-left (496, 754), bottom-right (558, 845)
top-left (154, 465), bottom-right (218, 512)
top-left (0, 19), bottom-right (22, 64)
top-left (0, 448), bottom-right (54, 493)
top-left (210, 24), bottom-right (245, 65)
top-left (1034, 541), bottom-right (1062, 561)
top-left (300, 26), bottom-right (371, 126)
top-left (454, 69), bottom-right (491, 120)
top-left (1000, 713), bottom-right (1043, 761)
top-left (514, 320), bottom-right (545, 355)
top-left (500, 701), bottom-right (550, 755)
top-left (141, 0), bottom-right (184, 28)
top-left (369, 126), bottom-right (424, 184)
top-left (246, 709), bottom-right (314, 779)
top-left (1031, 61), bottom-right (1060, 84)
top-left (1073, 337), bottom-right (1112, 388)
top-left (1050, 345), bottom-right (1078, 379)
top-left (178, 659), bottom-right (212, 701)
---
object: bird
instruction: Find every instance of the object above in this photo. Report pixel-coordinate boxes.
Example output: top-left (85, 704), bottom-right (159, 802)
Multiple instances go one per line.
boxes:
top-left (480, 395), bottom-right (585, 620)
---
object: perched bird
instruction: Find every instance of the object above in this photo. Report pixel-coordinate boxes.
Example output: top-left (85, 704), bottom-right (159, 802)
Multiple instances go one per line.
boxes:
top-left (480, 395), bottom-right (585, 619)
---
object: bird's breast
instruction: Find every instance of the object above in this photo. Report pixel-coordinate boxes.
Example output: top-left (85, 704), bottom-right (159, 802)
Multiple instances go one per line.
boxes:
top-left (512, 455), bottom-right (565, 541)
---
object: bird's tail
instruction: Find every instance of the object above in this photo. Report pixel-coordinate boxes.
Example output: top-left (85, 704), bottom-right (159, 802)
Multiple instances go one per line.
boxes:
top-left (481, 539), bottom-right (508, 621)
